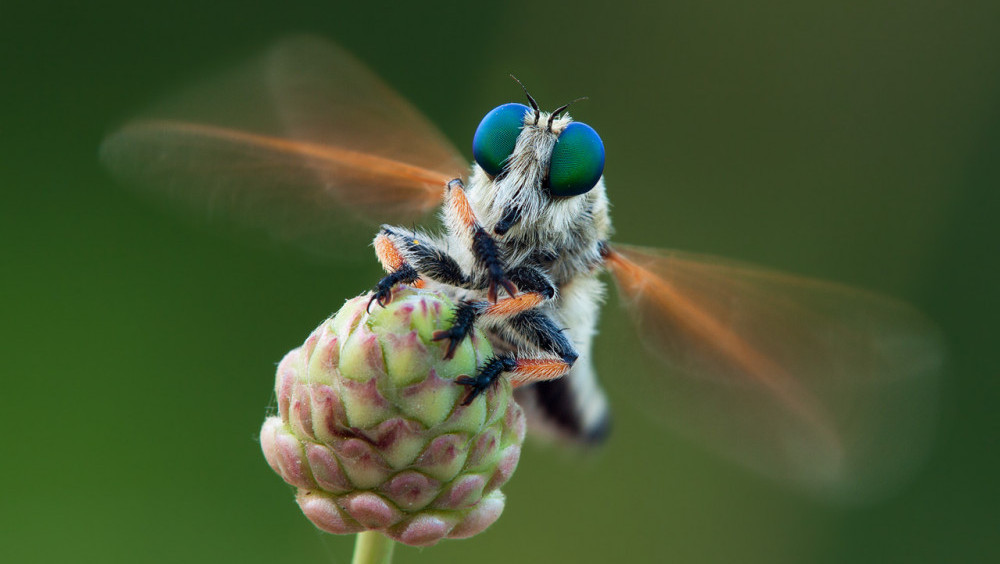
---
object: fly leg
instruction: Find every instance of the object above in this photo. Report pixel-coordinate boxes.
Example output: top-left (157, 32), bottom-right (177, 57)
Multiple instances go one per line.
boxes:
top-left (454, 307), bottom-right (580, 404)
top-left (456, 354), bottom-right (573, 405)
top-left (444, 179), bottom-right (515, 302)
top-left (369, 226), bottom-right (471, 310)
top-left (432, 265), bottom-right (557, 359)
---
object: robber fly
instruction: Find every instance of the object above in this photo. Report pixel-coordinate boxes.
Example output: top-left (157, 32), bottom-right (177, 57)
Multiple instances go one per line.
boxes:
top-left (102, 36), bottom-right (943, 500)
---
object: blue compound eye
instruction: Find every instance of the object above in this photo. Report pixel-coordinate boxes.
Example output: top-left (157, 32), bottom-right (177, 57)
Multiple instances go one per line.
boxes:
top-left (473, 103), bottom-right (531, 176)
top-left (547, 122), bottom-right (605, 197)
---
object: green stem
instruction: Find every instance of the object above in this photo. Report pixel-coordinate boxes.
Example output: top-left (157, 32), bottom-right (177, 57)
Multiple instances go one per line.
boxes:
top-left (351, 531), bottom-right (396, 564)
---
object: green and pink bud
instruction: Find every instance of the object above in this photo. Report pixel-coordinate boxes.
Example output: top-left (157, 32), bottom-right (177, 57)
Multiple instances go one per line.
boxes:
top-left (261, 287), bottom-right (525, 546)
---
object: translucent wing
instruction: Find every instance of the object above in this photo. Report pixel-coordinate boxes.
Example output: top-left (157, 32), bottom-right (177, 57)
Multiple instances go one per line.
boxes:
top-left (604, 244), bottom-right (943, 501)
top-left (100, 35), bottom-right (466, 249)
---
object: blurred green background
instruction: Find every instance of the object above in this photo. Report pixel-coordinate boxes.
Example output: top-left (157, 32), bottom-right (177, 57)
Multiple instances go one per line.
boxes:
top-left (3, 1), bottom-right (999, 562)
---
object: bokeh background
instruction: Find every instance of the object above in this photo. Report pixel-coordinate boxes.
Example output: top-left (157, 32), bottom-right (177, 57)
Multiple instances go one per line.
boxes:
top-left (3, 1), bottom-right (999, 562)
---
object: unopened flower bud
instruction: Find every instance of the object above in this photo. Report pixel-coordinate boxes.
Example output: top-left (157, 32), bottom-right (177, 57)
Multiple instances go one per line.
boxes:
top-left (261, 287), bottom-right (526, 546)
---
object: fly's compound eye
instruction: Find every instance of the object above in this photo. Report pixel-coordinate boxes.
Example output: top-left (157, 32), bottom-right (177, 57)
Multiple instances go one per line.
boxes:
top-left (547, 122), bottom-right (605, 197)
top-left (473, 103), bottom-right (531, 176)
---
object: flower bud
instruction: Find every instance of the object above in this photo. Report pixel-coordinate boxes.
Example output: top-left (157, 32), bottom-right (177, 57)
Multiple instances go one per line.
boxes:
top-left (261, 287), bottom-right (526, 546)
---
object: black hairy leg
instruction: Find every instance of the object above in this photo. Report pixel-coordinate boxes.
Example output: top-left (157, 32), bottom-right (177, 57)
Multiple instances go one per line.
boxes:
top-left (456, 355), bottom-right (517, 405)
top-left (504, 309), bottom-right (579, 365)
top-left (370, 226), bottom-right (474, 312)
top-left (433, 266), bottom-right (556, 360)
top-left (505, 265), bottom-right (556, 298)
top-left (368, 264), bottom-right (419, 311)
top-left (472, 226), bottom-right (517, 302)
top-left (377, 227), bottom-right (472, 288)
top-left (444, 179), bottom-right (515, 302)
top-left (432, 300), bottom-right (487, 359)
top-left (457, 354), bottom-right (574, 405)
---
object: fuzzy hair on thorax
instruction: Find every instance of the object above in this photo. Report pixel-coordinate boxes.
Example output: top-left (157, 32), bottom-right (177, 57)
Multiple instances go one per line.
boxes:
top-left (462, 109), bottom-right (612, 286)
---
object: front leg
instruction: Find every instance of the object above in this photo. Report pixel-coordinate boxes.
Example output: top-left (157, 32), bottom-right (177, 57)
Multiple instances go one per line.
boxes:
top-left (368, 264), bottom-right (420, 311)
top-left (369, 226), bottom-right (470, 310)
top-left (445, 179), bottom-right (515, 302)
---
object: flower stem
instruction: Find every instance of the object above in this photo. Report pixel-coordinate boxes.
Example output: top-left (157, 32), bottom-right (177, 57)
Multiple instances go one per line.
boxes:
top-left (351, 531), bottom-right (395, 564)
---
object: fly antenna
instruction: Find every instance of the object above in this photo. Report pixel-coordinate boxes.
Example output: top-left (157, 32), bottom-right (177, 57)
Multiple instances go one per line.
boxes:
top-left (510, 75), bottom-right (540, 123)
top-left (548, 96), bottom-right (589, 130)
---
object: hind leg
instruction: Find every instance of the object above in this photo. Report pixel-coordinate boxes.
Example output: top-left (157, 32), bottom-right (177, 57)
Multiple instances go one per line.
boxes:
top-left (516, 275), bottom-right (611, 444)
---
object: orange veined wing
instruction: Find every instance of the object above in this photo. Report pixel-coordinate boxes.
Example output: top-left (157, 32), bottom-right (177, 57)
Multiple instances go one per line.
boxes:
top-left (604, 244), bottom-right (944, 502)
top-left (100, 35), bottom-right (467, 251)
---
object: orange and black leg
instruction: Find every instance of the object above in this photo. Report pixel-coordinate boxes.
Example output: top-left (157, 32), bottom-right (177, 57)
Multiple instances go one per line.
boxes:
top-left (456, 354), bottom-right (574, 405)
top-left (446, 297), bottom-right (580, 404)
top-left (369, 226), bottom-right (471, 310)
top-left (444, 179), bottom-right (516, 302)
top-left (431, 265), bottom-right (558, 359)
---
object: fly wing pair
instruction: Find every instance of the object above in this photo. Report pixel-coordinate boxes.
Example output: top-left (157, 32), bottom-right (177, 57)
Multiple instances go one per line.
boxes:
top-left (101, 35), bottom-right (460, 249)
top-left (101, 35), bottom-right (944, 501)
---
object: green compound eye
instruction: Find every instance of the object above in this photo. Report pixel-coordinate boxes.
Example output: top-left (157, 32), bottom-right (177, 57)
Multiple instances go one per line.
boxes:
top-left (473, 103), bottom-right (531, 177)
top-left (547, 122), bottom-right (605, 197)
